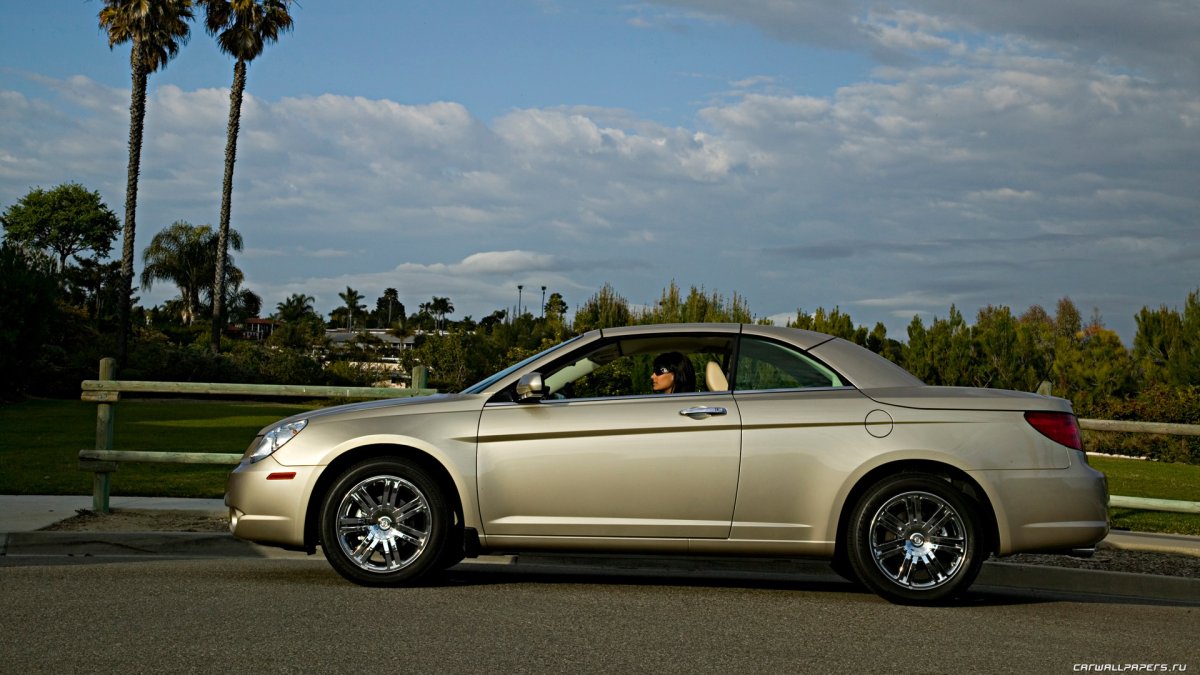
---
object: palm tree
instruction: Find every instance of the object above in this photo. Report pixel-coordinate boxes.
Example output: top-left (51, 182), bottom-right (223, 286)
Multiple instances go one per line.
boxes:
top-left (275, 293), bottom-right (315, 323)
top-left (224, 280), bottom-right (262, 324)
top-left (380, 287), bottom-right (400, 327)
top-left (429, 296), bottom-right (454, 331)
top-left (99, 0), bottom-right (194, 365)
top-left (200, 0), bottom-right (295, 354)
top-left (338, 287), bottom-right (365, 330)
top-left (141, 220), bottom-right (243, 325)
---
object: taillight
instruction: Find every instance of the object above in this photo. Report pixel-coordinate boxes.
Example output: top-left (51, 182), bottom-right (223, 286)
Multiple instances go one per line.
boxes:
top-left (1024, 411), bottom-right (1083, 450)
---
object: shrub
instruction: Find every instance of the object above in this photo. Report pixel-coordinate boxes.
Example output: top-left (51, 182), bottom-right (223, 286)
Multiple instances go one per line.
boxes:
top-left (0, 244), bottom-right (61, 398)
top-left (1083, 384), bottom-right (1200, 464)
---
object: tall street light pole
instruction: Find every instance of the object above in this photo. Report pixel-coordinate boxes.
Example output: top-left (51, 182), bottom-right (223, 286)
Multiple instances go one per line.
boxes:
top-left (517, 285), bottom-right (524, 318)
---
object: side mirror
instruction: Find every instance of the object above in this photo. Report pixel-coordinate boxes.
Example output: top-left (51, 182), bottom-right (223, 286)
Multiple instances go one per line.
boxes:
top-left (515, 372), bottom-right (545, 403)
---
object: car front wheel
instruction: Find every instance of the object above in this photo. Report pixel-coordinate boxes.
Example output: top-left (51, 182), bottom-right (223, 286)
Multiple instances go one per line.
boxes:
top-left (846, 474), bottom-right (984, 604)
top-left (319, 457), bottom-right (449, 586)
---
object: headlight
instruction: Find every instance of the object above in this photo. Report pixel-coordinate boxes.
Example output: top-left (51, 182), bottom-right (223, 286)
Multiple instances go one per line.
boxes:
top-left (246, 419), bottom-right (308, 463)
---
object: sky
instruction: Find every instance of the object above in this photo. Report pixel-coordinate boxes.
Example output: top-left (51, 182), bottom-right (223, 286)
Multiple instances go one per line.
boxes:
top-left (1, 1), bottom-right (1198, 343)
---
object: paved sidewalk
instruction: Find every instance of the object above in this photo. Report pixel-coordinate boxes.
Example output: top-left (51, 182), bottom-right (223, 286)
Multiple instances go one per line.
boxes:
top-left (0, 495), bottom-right (226, 533)
top-left (1, 495), bottom-right (1197, 603)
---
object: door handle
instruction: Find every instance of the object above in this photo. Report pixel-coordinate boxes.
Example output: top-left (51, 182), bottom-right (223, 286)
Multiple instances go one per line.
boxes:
top-left (679, 406), bottom-right (727, 419)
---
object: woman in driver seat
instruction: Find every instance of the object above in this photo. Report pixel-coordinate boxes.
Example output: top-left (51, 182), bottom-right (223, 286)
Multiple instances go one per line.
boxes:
top-left (651, 351), bottom-right (696, 394)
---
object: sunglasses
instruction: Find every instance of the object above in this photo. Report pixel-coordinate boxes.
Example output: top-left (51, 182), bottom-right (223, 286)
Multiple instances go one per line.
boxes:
top-left (652, 366), bottom-right (671, 375)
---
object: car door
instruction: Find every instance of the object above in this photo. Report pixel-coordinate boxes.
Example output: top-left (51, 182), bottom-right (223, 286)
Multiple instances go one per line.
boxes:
top-left (476, 390), bottom-right (742, 539)
top-left (728, 334), bottom-right (876, 545)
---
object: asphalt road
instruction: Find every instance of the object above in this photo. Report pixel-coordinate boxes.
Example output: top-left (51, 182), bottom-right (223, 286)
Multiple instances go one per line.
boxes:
top-left (1, 557), bottom-right (1197, 673)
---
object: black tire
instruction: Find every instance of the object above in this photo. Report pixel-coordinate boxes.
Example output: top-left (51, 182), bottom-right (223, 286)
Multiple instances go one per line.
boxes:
top-left (319, 457), bottom-right (450, 586)
top-left (434, 516), bottom-right (466, 570)
top-left (846, 474), bottom-right (984, 605)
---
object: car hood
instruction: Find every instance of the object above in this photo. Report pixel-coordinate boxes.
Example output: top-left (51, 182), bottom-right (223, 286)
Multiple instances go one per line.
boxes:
top-left (863, 386), bottom-right (1072, 412)
top-left (259, 392), bottom-right (481, 433)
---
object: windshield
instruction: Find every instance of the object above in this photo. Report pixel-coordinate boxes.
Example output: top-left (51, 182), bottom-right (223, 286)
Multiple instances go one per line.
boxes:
top-left (460, 334), bottom-right (585, 394)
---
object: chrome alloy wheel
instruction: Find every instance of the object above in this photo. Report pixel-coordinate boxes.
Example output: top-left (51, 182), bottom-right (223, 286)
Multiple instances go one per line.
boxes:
top-left (333, 474), bottom-right (431, 573)
top-left (868, 490), bottom-right (967, 590)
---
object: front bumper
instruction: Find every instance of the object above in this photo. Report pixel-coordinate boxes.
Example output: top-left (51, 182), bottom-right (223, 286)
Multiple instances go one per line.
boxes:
top-left (225, 456), bottom-right (320, 549)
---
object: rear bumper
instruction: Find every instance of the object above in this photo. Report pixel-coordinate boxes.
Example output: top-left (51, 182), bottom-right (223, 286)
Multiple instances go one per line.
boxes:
top-left (225, 457), bottom-right (319, 549)
top-left (972, 458), bottom-right (1110, 555)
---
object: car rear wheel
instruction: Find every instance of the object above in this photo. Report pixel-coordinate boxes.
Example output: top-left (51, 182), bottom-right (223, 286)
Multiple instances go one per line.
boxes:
top-left (847, 474), bottom-right (983, 604)
top-left (319, 457), bottom-right (449, 586)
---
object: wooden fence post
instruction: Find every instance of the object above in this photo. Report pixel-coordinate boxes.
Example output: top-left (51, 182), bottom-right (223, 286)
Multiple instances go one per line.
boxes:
top-left (90, 358), bottom-right (117, 513)
top-left (412, 365), bottom-right (428, 390)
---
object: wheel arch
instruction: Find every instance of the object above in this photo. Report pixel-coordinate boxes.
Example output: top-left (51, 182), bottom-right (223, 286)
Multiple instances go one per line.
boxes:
top-left (831, 459), bottom-right (999, 566)
top-left (303, 443), bottom-right (465, 552)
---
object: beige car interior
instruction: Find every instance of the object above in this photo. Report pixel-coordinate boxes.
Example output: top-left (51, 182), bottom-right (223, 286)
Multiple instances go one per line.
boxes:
top-left (705, 360), bottom-right (729, 391)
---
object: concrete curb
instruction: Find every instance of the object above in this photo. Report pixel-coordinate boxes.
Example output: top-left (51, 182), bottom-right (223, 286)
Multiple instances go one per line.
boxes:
top-left (4, 533), bottom-right (1196, 604)
top-left (976, 561), bottom-right (1200, 603)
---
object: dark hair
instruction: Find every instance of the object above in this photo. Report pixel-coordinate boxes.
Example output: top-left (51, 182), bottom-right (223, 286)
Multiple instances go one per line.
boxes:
top-left (653, 351), bottom-right (695, 393)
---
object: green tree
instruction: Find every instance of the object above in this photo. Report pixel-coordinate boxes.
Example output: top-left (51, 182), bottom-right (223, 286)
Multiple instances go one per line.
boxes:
top-left (540, 291), bottom-right (571, 341)
top-left (200, 0), bottom-right (295, 353)
top-left (477, 309), bottom-right (508, 334)
top-left (1171, 290), bottom-right (1200, 387)
top-left (0, 244), bottom-right (62, 398)
top-left (64, 257), bottom-right (124, 325)
top-left (643, 282), bottom-right (753, 324)
top-left (224, 280), bottom-right (262, 324)
top-left (415, 331), bottom-right (474, 391)
top-left (1053, 324), bottom-right (1136, 413)
top-left (334, 287), bottom-right (365, 330)
top-left (573, 283), bottom-right (630, 331)
top-left (905, 306), bottom-right (973, 385)
top-left (1017, 304), bottom-right (1056, 391)
top-left (971, 305), bottom-right (1023, 389)
top-left (1134, 304), bottom-right (1180, 385)
top-left (1134, 290), bottom-right (1200, 388)
top-left (429, 296), bottom-right (454, 331)
top-left (789, 306), bottom-right (869, 345)
top-left (376, 288), bottom-right (403, 328)
top-left (275, 293), bottom-right (315, 322)
top-left (270, 293), bottom-right (322, 349)
top-left (0, 183), bottom-right (120, 273)
top-left (544, 292), bottom-right (568, 322)
top-left (99, 0), bottom-right (194, 364)
top-left (1055, 297), bottom-right (1082, 338)
top-left (865, 322), bottom-right (904, 362)
top-left (141, 221), bottom-right (243, 325)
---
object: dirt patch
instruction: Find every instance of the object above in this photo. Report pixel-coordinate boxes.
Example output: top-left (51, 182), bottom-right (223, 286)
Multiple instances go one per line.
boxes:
top-left (41, 508), bottom-right (230, 533)
top-left (1004, 549), bottom-right (1200, 579)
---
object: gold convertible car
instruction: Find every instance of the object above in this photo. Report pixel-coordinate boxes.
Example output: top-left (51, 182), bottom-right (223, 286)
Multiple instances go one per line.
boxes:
top-left (226, 323), bottom-right (1108, 604)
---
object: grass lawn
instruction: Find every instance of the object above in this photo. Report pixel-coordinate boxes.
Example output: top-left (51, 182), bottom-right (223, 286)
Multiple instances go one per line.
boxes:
top-left (1089, 455), bottom-right (1200, 536)
top-left (0, 398), bottom-right (315, 498)
top-left (2, 399), bottom-right (1197, 534)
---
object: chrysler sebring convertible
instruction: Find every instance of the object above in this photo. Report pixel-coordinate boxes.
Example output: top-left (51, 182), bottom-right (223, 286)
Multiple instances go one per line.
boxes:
top-left (226, 323), bottom-right (1108, 604)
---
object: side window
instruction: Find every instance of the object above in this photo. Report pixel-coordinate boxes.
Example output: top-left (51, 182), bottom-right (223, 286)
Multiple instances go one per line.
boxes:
top-left (734, 337), bottom-right (844, 391)
top-left (538, 337), bottom-right (734, 400)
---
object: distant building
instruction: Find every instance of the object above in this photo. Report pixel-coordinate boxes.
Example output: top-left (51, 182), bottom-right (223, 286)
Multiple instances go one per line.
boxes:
top-left (324, 329), bottom-right (419, 351)
top-left (228, 317), bottom-right (276, 341)
top-left (324, 329), bottom-right (424, 387)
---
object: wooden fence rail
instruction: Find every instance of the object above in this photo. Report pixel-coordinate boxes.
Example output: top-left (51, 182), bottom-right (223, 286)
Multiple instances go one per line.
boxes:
top-left (1077, 418), bottom-right (1200, 515)
top-left (81, 357), bottom-right (436, 512)
top-left (1080, 419), bottom-right (1200, 437)
top-left (79, 359), bottom-right (1200, 517)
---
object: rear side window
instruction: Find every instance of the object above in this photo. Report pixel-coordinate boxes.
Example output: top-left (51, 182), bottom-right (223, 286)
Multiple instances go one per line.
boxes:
top-left (734, 337), bottom-right (844, 390)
